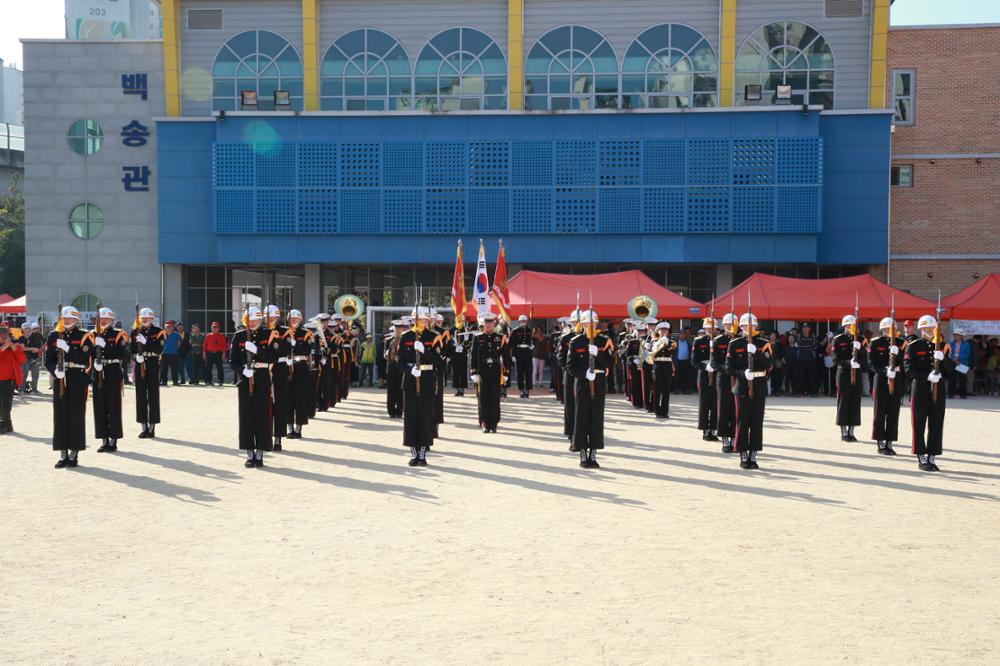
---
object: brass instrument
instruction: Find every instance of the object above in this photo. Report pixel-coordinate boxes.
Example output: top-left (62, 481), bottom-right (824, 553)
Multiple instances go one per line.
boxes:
top-left (628, 295), bottom-right (658, 322)
top-left (334, 294), bottom-right (366, 321)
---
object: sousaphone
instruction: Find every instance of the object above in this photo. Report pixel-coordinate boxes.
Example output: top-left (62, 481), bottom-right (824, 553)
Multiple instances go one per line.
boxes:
top-left (334, 294), bottom-right (366, 321)
top-left (627, 295), bottom-right (658, 321)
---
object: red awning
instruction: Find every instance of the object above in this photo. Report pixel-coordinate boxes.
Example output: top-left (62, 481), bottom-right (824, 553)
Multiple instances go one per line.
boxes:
top-left (707, 273), bottom-right (939, 321)
top-left (0, 295), bottom-right (25, 314)
top-left (506, 270), bottom-right (704, 319)
top-left (943, 273), bottom-right (1000, 320)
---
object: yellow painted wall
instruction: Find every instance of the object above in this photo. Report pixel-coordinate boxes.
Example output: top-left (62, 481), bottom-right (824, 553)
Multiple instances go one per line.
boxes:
top-left (161, 0), bottom-right (181, 116)
top-left (303, 0), bottom-right (319, 111)
top-left (719, 0), bottom-right (736, 106)
top-left (508, 0), bottom-right (524, 110)
top-left (869, 0), bottom-right (890, 108)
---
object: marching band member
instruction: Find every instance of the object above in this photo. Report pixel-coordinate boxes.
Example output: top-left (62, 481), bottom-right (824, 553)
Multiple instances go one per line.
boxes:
top-left (693, 318), bottom-right (719, 441)
top-left (470, 312), bottom-right (506, 433)
top-left (266, 305), bottom-right (292, 451)
top-left (287, 310), bottom-right (313, 440)
top-left (713, 314), bottom-right (737, 453)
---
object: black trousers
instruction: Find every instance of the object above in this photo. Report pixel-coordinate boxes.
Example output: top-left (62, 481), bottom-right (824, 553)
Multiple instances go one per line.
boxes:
top-left (319, 364), bottom-right (338, 410)
top-left (452, 351), bottom-right (468, 389)
top-left (552, 358), bottom-right (563, 402)
top-left (477, 370), bottom-right (502, 429)
top-left (948, 371), bottom-right (968, 398)
top-left (0, 379), bottom-right (13, 429)
top-left (308, 369), bottom-right (318, 418)
top-left (562, 370), bottom-right (576, 437)
top-left (135, 359), bottom-right (161, 424)
top-left (607, 360), bottom-right (617, 393)
top-left (911, 380), bottom-right (946, 456)
top-left (675, 360), bottom-right (693, 393)
top-left (402, 370), bottom-right (435, 449)
top-left (653, 362), bottom-right (673, 417)
top-left (191, 353), bottom-right (207, 384)
top-left (871, 372), bottom-right (902, 442)
top-left (271, 363), bottom-right (290, 436)
top-left (386, 366), bottom-right (403, 417)
top-left (716, 376), bottom-right (736, 438)
top-left (795, 357), bottom-right (817, 395)
top-left (515, 351), bottom-right (532, 392)
top-left (734, 380), bottom-right (766, 452)
top-left (697, 367), bottom-right (718, 431)
top-left (628, 362), bottom-right (644, 409)
top-left (643, 364), bottom-right (655, 412)
top-left (290, 362), bottom-right (312, 426)
top-left (160, 354), bottom-right (179, 384)
top-left (435, 371), bottom-right (445, 425)
top-left (237, 370), bottom-right (272, 451)
top-left (52, 369), bottom-right (88, 451)
top-left (836, 366), bottom-right (862, 426)
top-left (206, 352), bottom-right (225, 384)
top-left (572, 373), bottom-right (606, 451)
top-left (92, 368), bottom-right (123, 440)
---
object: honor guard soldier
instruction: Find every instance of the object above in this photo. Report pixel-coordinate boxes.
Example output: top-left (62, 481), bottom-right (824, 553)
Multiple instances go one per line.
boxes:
top-left (869, 317), bottom-right (905, 456)
top-left (556, 310), bottom-right (580, 441)
top-left (47, 306), bottom-right (91, 468)
top-left (713, 314), bottom-right (737, 453)
top-left (509, 314), bottom-right (534, 398)
top-left (231, 306), bottom-right (275, 468)
top-left (725, 313), bottom-right (770, 470)
top-left (649, 322), bottom-right (676, 419)
top-left (431, 311), bottom-right (448, 432)
top-left (831, 314), bottom-right (866, 442)
top-left (397, 307), bottom-right (441, 466)
top-left (904, 315), bottom-right (952, 472)
top-left (617, 320), bottom-right (634, 403)
top-left (693, 318), bottom-right (719, 441)
top-left (623, 322), bottom-right (645, 409)
top-left (794, 323), bottom-right (819, 396)
top-left (451, 320), bottom-right (471, 397)
top-left (384, 320), bottom-right (405, 418)
top-left (92, 307), bottom-right (128, 453)
top-left (569, 310), bottom-right (613, 469)
top-left (131, 307), bottom-right (165, 439)
top-left (265, 305), bottom-right (292, 451)
top-left (304, 320), bottom-right (321, 420)
top-left (286, 310), bottom-right (313, 440)
top-left (470, 312), bottom-right (506, 433)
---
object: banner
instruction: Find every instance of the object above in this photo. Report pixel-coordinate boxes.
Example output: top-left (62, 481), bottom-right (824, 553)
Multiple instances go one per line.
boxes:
top-left (952, 319), bottom-right (1000, 336)
top-left (489, 240), bottom-right (510, 323)
top-left (450, 240), bottom-right (467, 329)
top-left (66, 0), bottom-right (133, 40)
top-left (472, 240), bottom-right (490, 318)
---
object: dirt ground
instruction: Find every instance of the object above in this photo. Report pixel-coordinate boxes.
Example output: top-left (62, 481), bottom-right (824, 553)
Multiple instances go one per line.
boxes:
top-left (1, 383), bottom-right (998, 665)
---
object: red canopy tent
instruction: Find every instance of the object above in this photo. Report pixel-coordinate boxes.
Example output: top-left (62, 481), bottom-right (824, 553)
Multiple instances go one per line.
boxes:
top-left (0, 293), bottom-right (13, 305)
top-left (506, 270), bottom-right (703, 319)
top-left (707, 273), bottom-right (939, 321)
top-left (0, 295), bottom-right (26, 314)
top-left (942, 274), bottom-right (1000, 320)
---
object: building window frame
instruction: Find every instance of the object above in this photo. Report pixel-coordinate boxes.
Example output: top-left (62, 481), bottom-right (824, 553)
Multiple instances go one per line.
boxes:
top-left (320, 28), bottom-right (413, 111)
top-left (621, 23), bottom-right (718, 110)
top-left (211, 30), bottom-right (304, 111)
top-left (890, 165), bottom-right (913, 187)
top-left (891, 68), bottom-right (915, 126)
top-left (71, 294), bottom-right (99, 312)
top-left (524, 25), bottom-right (620, 111)
top-left (414, 27), bottom-right (508, 112)
top-left (68, 202), bottom-right (104, 240)
top-left (67, 119), bottom-right (104, 156)
top-left (735, 20), bottom-right (836, 109)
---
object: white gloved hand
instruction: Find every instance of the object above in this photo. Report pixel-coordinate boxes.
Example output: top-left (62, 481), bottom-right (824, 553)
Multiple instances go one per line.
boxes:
top-left (706, 363), bottom-right (715, 373)
top-left (850, 360), bottom-right (861, 369)
top-left (455, 345), bottom-right (463, 353)
top-left (411, 366), bottom-right (422, 378)
top-left (585, 369), bottom-right (596, 381)
top-left (933, 350), bottom-right (944, 361)
top-left (853, 341), bottom-right (862, 350)
top-left (588, 344), bottom-right (598, 357)
top-left (744, 368), bottom-right (755, 381)
top-left (244, 341), bottom-right (258, 355)
top-left (94, 337), bottom-right (106, 349)
top-left (242, 367), bottom-right (254, 378)
top-left (886, 369), bottom-right (897, 379)
top-left (889, 345), bottom-right (899, 356)
top-left (134, 355), bottom-right (145, 364)
top-left (746, 343), bottom-right (757, 354)
top-left (93, 362), bottom-right (103, 372)
top-left (320, 357), bottom-right (327, 366)
top-left (290, 338), bottom-right (296, 348)
top-left (56, 339), bottom-right (70, 353)
top-left (54, 369), bottom-right (65, 380)
top-left (135, 334), bottom-right (147, 345)
top-left (633, 358), bottom-right (641, 366)
top-left (285, 357), bottom-right (293, 366)
top-left (471, 374), bottom-right (481, 384)
top-left (927, 371), bottom-right (941, 384)
top-left (414, 341), bottom-right (425, 354)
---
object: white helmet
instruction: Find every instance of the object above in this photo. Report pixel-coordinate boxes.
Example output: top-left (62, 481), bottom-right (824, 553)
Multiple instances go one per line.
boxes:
top-left (411, 306), bottom-right (430, 320)
top-left (266, 304), bottom-right (281, 319)
top-left (518, 314), bottom-right (528, 322)
top-left (61, 306), bottom-right (80, 320)
top-left (568, 310), bottom-right (580, 322)
top-left (656, 322), bottom-right (670, 331)
top-left (246, 306), bottom-right (263, 322)
top-left (581, 309), bottom-right (598, 324)
top-left (878, 317), bottom-right (894, 331)
top-left (139, 307), bottom-right (155, 319)
top-left (288, 309), bottom-right (303, 321)
top-left (721, 313), bottom-right (735, 326)
top-left (841, 314), bottom-right (857, 327)
top-left (98, 307), bottom-right (114, 319)
top-left (739, 313), bottom-right (758, 328)
top-left (917, 314), bottom-right (936, 330)
top-left (702, 317), bottom-right (717, 329)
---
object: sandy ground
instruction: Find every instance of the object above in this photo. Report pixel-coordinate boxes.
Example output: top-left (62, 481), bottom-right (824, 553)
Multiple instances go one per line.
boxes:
top-left (1, 382), bottom-right (998, 665)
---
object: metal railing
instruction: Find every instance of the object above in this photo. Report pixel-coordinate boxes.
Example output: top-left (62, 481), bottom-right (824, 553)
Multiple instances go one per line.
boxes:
top-left (0, 123), bottom-right (24, 152)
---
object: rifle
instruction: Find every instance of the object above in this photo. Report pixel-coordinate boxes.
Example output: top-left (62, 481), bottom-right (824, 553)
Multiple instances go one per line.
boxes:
top-left (94, 294), bottom-right (104, 387)
top-left (850, 292), bottom-right (860, 385)
top-left (932, 290), bottom-right (943, 403)
top-left (587, 289), bottom-right (596, 399)
top-left (414, 284), bottom-right (422, 397)
top-left (746, 290), bottom-right (755, 399)
top-left (708, 293), bottom-right (716, 386)
top-left (56, 288), bottom-right (65, 397)
top-left (887, 294), bottom-right (897, 395)
top-left (134, 292), bottom-right (145, 380)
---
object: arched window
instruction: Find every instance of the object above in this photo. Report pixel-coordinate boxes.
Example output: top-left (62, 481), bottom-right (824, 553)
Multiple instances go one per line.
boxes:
top-left (524, 26), bottom-right (618, 111)
top-left (321, 28), bottom-right (412, 111)
top-left (622, 24), bottom-right (718, 109)
top-left (212, 30), bottom-right (304, 111)
top-left (736, 21), bottom-right (834, 108)
top-left (414, 27), bottom-right (507, 111)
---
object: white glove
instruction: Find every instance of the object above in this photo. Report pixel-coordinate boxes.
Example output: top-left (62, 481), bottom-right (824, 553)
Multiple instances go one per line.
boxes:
top-left (886, 369), bottom-right (897, 379)
top-left (706, 362), bottom-right (714, 373)
top-left (927, 371), bottom-right (941, 384)
top-left (585, 369), bottom-right (596, 381)
top-left (746, 343), bottom-right (757, 354)
top-left (411, 366), bottom-right (421, 377)
top-left (471, 374), bottom-right (481, 384)
top-left (134, 354), bottom-right (145, 364)
top-left (54, 369), bottom-right (65, 380)
top-left (56, 339), bottom-right (70, 353)
top-left (94, 337), bottom-right (106, 349)
top-left (135, 334), bottom-right (147, 345)
top-left (290, 338), bottom-right (296, 348)
top-left (414, 341), bottom-right (425, 354)
top-left (285, 357), bottom-right (293, 366)
top-left (588, 344), bottom-right (598, 357)
top-left (744, 368), bottom-right (755, 381)
top-left (850, 360), bottom-right (861, 370)
top-left (853, 341), bottom-right (862, 350)
top-left (530, 345), bottom-right (535, 351)
top-left (93, 362), bottom-right (103, 372)
top-left (244, 341), bottom-right (258, 355)
top-left (933, 350), bottom-right (944, 361)
top-left (633, 358), bottom-right (641, 366)
top-left (889, 345), bottom-right (899, 356)
top-left (242, 367), bottom-right (254, 378)
top-left (455, 345), bottom-right (463, 353)
top-left (320, 357), bottom-right (327, 366)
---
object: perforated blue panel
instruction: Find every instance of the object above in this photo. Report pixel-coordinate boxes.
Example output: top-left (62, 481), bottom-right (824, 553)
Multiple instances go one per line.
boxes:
top-left (298, 143), bottom-right (337, 188)
top-left (340, 143), bottom-right (380, 188)
top-left (213, 189), bottom-right (254, 233)
top-left (555, 142), bottom-right (596, 186)
top-left (732, 138), bottom-right (775, 186)
top-left (511, 189), bottom-right (552, 233)
top-left (255, 144), bottom-right (296, 188)
top-left (468, 189), bottom-right (509, 234)
top-left (339, 190), bottom-right (380, 232)
top-left (688, 139), bottom-right (731, 185)
top-left (733, 187), bottom-right (775, 233)
top-left (599, 140), bottom-right (641, 186)
top-left (469, 142), bottom-right (509, 187)
top-left (512, 141), bottom-right (552, 187)
top-left (687, 187), bottom-right (730, 233)
top-left (383, 189), bottom-right (424, 233)
top-left (213, 144), bottom-right (254, 188)
top-left (777, 138), bottom-right (823, 184)
top-left (383, 144), bottom-right (423, 187)
top-left (599, 188), bottom-right (640, 233)
top-left (256, 189), bottom-right (296, 233)
top-left (643, 139), bottom-right (685, 186)
top-left (425, 188), bottom-right (465, 233)
top-left (776, 186), bottom-right (822, 232)
top-left (297, 189), bottom-right (337, 234)
top-left (555, 188), bottom-right (596, 233)
top-left (426, 142), bottom-right (465, 187)
top-left (643, 187), bottom-right (685, 232)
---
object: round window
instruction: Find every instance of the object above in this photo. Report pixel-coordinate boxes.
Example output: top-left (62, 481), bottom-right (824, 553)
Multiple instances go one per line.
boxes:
top-left (71, 294), bottom-right (99, 312)
top-left (68, 119), bottom-right (104, 156)
top-left (68, 202), bottom-right (104, 239)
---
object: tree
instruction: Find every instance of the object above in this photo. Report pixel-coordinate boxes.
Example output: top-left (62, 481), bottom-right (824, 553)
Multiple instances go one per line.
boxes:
top-left (0, 174), bottom-right (25, 296)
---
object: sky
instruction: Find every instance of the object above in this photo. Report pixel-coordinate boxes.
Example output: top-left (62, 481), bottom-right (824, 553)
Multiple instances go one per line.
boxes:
top-left (1, 0), bottom-right (999, 69)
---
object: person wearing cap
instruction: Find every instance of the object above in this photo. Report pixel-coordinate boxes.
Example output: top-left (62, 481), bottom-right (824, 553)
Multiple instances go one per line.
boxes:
top-left (470, 312), bottom-right (507, 433)
top-left (623, 322), bottom-right (646, 409)
top-left (360, 332), bottom-right (376, 387)
top-left (230, 306), bottom-right (277, 467)
top-left (713, 313), bottom-right (737, 453)
top-left (569, 309), bottom-right (614, 468)
top-left (509, 314), bottom-right (534, 399)
top-left (451, 316), bottom-right (472, 397)
top-left (46, 306), bottom-right (92, 467)
top-left (0, 324), bottom-right (26, 434)
top-left (641, 318), bottom-right (658, 413)
top-left (396, 307), bottom-right (442, 466)
top-left (330, 314), bottom-right (353, 400)
top-left (904, 314), bottom-right (953, 472)
top-left (131, 307), bottom-right (166, 439)
top-left (649, 322), bottom-right (677, 419)
top-left (724, 312), bottom-right (771, 470)
top-left (91, 307), bottom-right (129, 453)
top-left (203, 322), bottom-right (228, 386)
top-left (831, 314), bottom-right (867, 443)
top-left (868, 316), bottom-right (906, 456)
top-left (265, 305), bottom-right (293, 451)
top-left (384, 320), bottom-right (406, 418)
top-left (693, 318), bottom-right (719, 441)
top-left (316, 313), bottom-right (340, 412)
top-left (285, 309), bottom-right (313, 439)
top-left (556, 310), bottom-right (581, 441)
top-left (616, 319), bottom-right (636, 401)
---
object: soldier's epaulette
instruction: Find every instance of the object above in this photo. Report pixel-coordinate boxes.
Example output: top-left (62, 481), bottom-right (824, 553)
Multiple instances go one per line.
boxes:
top-left (304, 331), bottom-right (314, 341)
top-left (115, 331), bottom-right (129, 345)
top-left (155, 330), bottom-right (167, 340)
top-left (267, 330), bottom-right (280, 345)
top-left (81, 331), bottom-right (95, 345)
top-left (601, 339), bottom-right (614, 352)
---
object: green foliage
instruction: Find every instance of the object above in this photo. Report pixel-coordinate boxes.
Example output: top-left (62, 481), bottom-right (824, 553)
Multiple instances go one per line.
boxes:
top-left (0, 174), bottom-right (26, 296)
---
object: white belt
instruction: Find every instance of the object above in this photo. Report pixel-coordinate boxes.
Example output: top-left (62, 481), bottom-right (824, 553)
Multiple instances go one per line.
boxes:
top-left (417, 364), bottom-right (435, 371)
top-left (748, 371), bottom-right (767, 378)
top-left (251, 362), bottom-right (270, 369)
top-left (590, 369), bottom-right (605, 374)
top-left (517, 344), bottom-right (531, 349)
top-left (135, 353), bottom-right (156, 359)
top-left (293, 355), bottom-right (310, 361)
top-left (101, 359), bottom-right (121, 365)
top-left (654, 358), bottom-right (673, 363)
top-left (65, 362), bottom-right (88, 370)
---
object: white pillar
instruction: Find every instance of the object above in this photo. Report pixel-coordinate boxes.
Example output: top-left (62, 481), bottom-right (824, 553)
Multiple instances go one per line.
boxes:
top-left (305, 263), bottom-right (321, 315)
top-left (716, 264), bottom-right (733, 293)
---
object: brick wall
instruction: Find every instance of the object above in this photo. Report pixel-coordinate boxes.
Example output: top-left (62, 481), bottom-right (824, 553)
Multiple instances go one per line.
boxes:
top-left (889, 259), bottom-right (1000, 301)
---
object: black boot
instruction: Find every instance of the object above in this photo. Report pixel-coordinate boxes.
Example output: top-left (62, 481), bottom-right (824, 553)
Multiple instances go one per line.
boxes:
top-left (417, 447), bottom-right (428, 466)
top-left (722, 437), bottom-right (733, 454)
top-left (138, 423), bottom-right (150, 439)
top-left (847, 426), bottom-right (857, 443)
top-left (55, 451), bottom-right (70, 469)
top-left (579, 450), bottom-right (591, 469)
top-left (273, 437), bottom-right (282, 452)
top-left (840, 426), bottom-right (849, 442)
top-left (705, 431), bottom-right (720, 442)
top-left (928, 455), bottom-right (940, 472)
top-left (244, 453), bottom-right (256, 468)
top-left (98, 438), bottom-right (110, 453)
top-left (739, 451), bottom-right (752, 470)
top-left (67, 452), bottom-right (79, 468)
top-left (883, 441), bottom-right (896, 456)
top-left (254, 451), bottom-right (263, 468)
top-left (749, 451), bottom-right (760, 470)
top-left (408, 447), bottom-right (420, 467)
top-left (147, 424), bottom-right (156, 439)
top-left (918, 455), bottom-right (933, 472)
top-left (108, 439), bottom-right (118, 452)
top-left (588, 449), bottom-right (600, 469)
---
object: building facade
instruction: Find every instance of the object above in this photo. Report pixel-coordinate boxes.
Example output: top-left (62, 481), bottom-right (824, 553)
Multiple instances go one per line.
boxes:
top-left (25, 0), bottom-right (896, 330)
top-left (884, 23), bottom-right (1000, 300)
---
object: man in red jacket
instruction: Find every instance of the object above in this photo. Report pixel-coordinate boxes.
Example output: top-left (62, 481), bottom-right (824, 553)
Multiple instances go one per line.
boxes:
top-left (202, 322), bottom-right (229, 386)
top-left (0, 324), bottom-right (27, 434)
